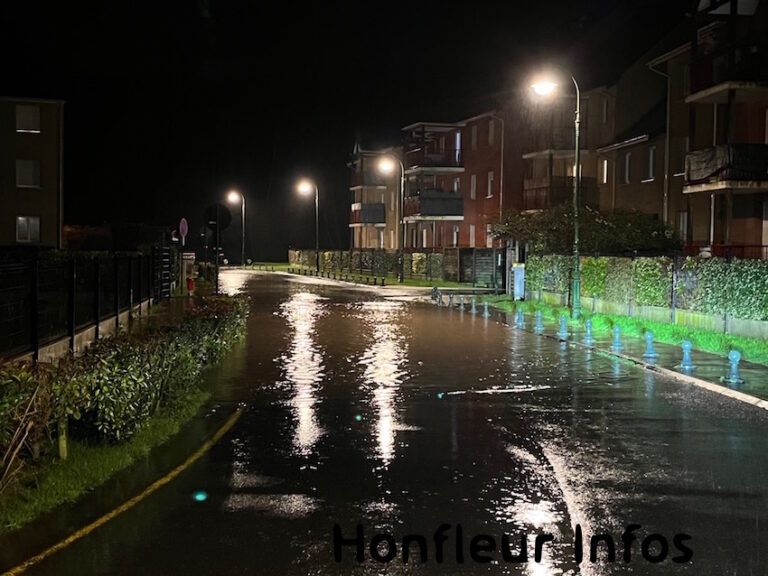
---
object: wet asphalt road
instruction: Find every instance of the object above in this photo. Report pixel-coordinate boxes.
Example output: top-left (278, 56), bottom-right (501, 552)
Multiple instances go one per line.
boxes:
top-left (3, 270), bottom-right (768, 575)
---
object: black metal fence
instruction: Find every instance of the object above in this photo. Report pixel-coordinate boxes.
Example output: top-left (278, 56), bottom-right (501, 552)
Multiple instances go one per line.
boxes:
top-left (0, 248), bottom-right (172, 360)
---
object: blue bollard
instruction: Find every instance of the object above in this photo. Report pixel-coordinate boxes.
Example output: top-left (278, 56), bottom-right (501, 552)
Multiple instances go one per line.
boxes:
top-left (449, 293), bottom-right (454, 307)
top-left (722, 350), bottom-right (745, 385)
top-left (459, 296), bottom-right (465, 311)
top-left (471, 297), bottom-right (477, 314)
top-left (534, 310), bottom-right (544, 334)
top-left (557, 315), bottom-right (568, 340)
top-left (436, 290), bottom-right (442, 307)
top-left (583, 319), bottom-right (595, 346)
top-left (642, 331), bottom-right (659, 359)
top-left (679, 340), bottom-right (695, 373)
top-left (483, 301), bottom-right (490, 318)
top-left (516, 308), bottom-right (525, 328)
top-left (611, 325), bottom-right (623, 353)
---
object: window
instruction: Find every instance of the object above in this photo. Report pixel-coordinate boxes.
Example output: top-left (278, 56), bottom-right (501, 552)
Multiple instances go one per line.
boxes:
top-left (16, 105), bottom-right (40, 133)
top-left (390, 191), bottom-right (395, 212)
top-left (602, 98), bottom-right (608, 124)
top-left (453, 225), bottom-right (459, 247)
top-left (624, 152), bottom-right (631, 184)
top-left (488, 120), bottom-right (495, 146)
top-left (471, 125), bottom-right (477, 150)
top-left (469, 224), bottom-right (476, 248)
top-left (16, 160), bottom-right (41, 188)
top-left (601, 159), bottom-right (609, 184)
top-left (16, 216), bottom-right (40, 243)
top-left (486, 171), bottom-right (494, 198)
top-left (379, 230), bottom-right (384, 249)
top-left (486, 224), bottom-right (493, 248)
top-left (411, 228), bottom-right (417, 248)
top-left (470, 174), bottom-right (477, 199)
top-left (645, 146), bottom-right (656, 181)
top-left (453, 177), bottom-right (460, 192)
top-left (390, 230), bottom-right (394, 249)
top-left (455, 131), bottom-right (461, 163)
top-left (422, 228), bottom-right (428, 248)
top-left (439, 135), bottom-right (445, 151)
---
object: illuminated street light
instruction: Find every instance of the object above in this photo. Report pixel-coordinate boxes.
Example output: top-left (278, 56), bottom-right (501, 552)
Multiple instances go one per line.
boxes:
top-left (376, 155), bottom-right (405, 283)
top-left (226, 189), bottom-right (246, 267)
top-left (531, 73), bottom-right (582, 319)
top-left (296, 179), bottom-right (320, 272)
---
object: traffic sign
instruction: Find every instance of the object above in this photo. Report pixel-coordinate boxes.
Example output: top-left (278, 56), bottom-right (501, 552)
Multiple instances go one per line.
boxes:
top-left (179, 217), bottom-right (188, 246)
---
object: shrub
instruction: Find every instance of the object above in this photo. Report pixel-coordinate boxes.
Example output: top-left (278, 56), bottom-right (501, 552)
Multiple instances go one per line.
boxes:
top-left (604, 258), bottom-right (632, 304)
top-left (633, 257), bottom-right (672, 307)
top-left (580, 257), bottom-right (607, 298)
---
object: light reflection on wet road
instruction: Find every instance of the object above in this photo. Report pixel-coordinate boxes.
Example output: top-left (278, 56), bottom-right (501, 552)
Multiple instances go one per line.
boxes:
top-left (4, 270), bottom-right (768, 575)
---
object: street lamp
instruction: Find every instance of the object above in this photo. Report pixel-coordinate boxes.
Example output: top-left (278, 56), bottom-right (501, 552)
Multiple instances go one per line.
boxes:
top-left (297, 178), bottom-right (319, 272)
top-left (531, 74), bottom-right (582, 319)
top-left (377, 155), bottom-right (405, 283)
top-left (227, 189), bottom-right (246, 267)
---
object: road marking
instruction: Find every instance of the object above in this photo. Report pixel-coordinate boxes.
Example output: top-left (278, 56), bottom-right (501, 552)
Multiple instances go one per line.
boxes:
top-left (2, 407), bottom-right (243, 576)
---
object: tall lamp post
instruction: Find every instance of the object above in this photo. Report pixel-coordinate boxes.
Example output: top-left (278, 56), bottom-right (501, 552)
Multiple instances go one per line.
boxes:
top-left (227, 189), bottom-right (246, 267)
top-left (297, 179), bottom-right (320, 272)
top-left (531, 75), bottom-right (582, 319)
top-left (376, 155), bottom-right (405, 283)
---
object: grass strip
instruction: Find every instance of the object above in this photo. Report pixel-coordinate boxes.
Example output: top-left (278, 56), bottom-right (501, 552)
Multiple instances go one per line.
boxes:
top-left (478, 295), bottom-right (768, 367)
top-left (0, 388), bottom-right (209, 531)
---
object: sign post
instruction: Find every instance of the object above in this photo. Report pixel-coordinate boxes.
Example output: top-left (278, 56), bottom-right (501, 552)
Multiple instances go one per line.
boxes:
top-left (178, 217), bottom-right (188, 294)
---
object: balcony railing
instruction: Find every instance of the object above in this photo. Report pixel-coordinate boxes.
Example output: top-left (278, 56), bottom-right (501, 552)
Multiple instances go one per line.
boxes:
top-left (690, 45), bottom-right (768, 95)
top-left (685, 144), bottom-right (768, 186)
top-left (349, 203), bottom-right (386, 225)
top-left (350, 170), bottom-right (387, 188)
top-left (404, 189), bottom-right (463, 218)
top-left (404, 147), bottom-right (463, 170)
top-left (522, 176), bottom-right (598, 210)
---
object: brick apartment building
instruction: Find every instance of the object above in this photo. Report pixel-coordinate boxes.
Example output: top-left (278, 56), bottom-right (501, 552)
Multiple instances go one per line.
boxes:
top-left (0, 97), bottom-right (64, 248)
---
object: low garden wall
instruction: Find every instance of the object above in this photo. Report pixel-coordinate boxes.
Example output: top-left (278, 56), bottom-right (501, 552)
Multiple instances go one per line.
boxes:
top-left (526, 254), bottom-right (768, 340)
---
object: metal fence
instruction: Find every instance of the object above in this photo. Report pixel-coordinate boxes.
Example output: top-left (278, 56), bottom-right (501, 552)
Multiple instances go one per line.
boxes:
top-left (0, 248), bottom-right (172, 360)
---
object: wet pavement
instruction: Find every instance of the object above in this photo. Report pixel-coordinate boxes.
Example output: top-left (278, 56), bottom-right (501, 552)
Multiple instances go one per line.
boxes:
top-left (3, 270), bottom-right (768, 575)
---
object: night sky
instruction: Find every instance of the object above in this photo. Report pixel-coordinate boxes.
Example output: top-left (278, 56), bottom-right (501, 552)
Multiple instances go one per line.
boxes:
top-left (2, 1), bottom-right (691, 260)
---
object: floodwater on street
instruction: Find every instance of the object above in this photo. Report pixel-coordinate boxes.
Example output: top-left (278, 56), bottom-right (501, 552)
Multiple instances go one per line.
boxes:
top-left (2, 270), bottom-right (768, 575)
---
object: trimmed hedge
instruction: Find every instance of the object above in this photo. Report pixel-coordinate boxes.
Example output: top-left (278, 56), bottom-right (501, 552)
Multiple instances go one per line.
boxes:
top-left (527, 254), bottom-right (768, 321)
top-left (0, 296), bottom-right (248, 493)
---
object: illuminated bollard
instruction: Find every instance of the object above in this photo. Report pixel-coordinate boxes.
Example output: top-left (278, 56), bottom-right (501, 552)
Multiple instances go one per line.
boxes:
top-left (515, 308), bottom-right (525, 328)
top-left (436, 290), bottom-right (442, 306)
top-left (459, 296), bottom-right (465, 311)
top-left (679, 340), bottom-right (695, 373)
top-left (722, 350), bottom-right (745, 385)
top-left (534, 311), bottom-right (544, 334)
top-left (471, 297), bottom-right (477, 314)
top-left (449, 293), bottom-right (454, 307)
top-left (642, 331), bottom-right (659, 359)
top-left (557, 315), bottom-right (568, 340)
top-left (583, 319), bottom-right (595, 346)
top-left (611, 326), bottom-right (623, 353)
top-left (483, 301), bottom-right (490, 318)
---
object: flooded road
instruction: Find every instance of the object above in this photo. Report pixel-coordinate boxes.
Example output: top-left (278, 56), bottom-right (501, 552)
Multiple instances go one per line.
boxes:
top-left (5, 271), bottom-right (768, 575)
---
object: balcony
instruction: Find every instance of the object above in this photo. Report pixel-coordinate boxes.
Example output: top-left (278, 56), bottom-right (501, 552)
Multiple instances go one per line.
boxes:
top-left (522, 176), bottom-right (599, 211)
top-left (683, 244), bottom-right (768, 260)
top-left (349, 170), bottom-right (387, 189)
top-left (684, 144), bottom-right (768, 193)
top-left (404, 148), bottom-right (463, 174)
top-left (349, 203), bottom-right (386, 226)
top-left (403, 189), bottom-right (463, 221)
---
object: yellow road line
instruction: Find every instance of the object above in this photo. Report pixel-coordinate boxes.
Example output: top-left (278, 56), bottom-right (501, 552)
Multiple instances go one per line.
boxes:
top-left (2, 407), bottom-right (243, 576)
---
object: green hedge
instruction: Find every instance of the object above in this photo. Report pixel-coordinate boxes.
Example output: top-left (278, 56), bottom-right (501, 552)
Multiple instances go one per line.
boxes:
top-left (632, 257), bottom-right (672, 307)
top-left (0, 296), bottom-right (248, 493)
top-left (580, 257), bottom-right (607, 298)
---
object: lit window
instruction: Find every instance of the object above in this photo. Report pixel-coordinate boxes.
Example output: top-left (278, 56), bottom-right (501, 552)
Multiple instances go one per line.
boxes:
top-left (624, 153), bottom-right (631, 184)
top-left (487, 171), bottom-right (494, 198)
top-left (488, 120), bottom-right (495, 146)
top-left (453, 225), bottom-right (459, 247)
top-left (486, 224), bottom-right (493, 248)
top-left (453, 177), bottom-right (460, 192)
top-left (390, 230), bottom-right (394, 249)
top-left (16, 160), bottom-right (41, 188)
top-left (469, 224), bottom-right (476, 248)
top-left (16, 105), bottom-right (40, 133)
top-left (422, 228), bottom-right (428, 248)
top-left (16, 216), bottom-right (40, 243)
top-left (602, 159), bottom-right (608, 184)
top-left (470, 174), bottom-right (477, 199)
top-left (471, 125), bottom-right (477, 150)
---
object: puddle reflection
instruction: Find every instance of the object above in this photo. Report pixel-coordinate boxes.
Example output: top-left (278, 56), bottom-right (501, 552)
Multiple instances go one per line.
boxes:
top-left (279, 292), bottom-right (326, 456)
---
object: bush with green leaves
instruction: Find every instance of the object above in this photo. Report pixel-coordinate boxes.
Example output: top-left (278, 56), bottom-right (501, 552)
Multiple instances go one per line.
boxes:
top-left (580, 257), bottom-right (607, 298)
top-left (604, 258), bottom-right (633, 304)
top-left (632, 257), bottom-right (673, 307)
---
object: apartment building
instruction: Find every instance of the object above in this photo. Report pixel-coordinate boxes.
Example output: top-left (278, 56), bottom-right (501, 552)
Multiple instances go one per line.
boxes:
top-left (348, 144), bottom-right (400, 250)
top-left (0, 97), bottom-right (64, 248)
